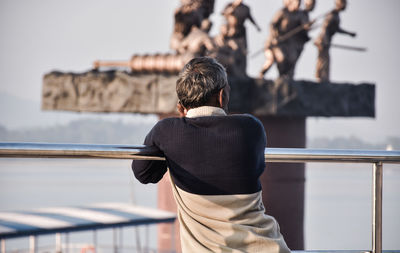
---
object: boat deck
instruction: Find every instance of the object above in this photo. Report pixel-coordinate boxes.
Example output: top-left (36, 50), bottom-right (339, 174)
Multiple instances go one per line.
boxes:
top-left (0, 202), bottom-right (176, 253)
top-left (0, 202), bottom-right (175, 240)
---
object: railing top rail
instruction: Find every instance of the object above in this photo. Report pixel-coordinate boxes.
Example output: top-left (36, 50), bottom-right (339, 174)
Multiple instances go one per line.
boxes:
top-left (265, 148), bottom-right (400, 163)
top-left (0, 142), bottom-right (399, 164)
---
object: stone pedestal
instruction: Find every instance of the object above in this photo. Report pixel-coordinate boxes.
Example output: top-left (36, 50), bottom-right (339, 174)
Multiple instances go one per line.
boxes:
top-left (157, 172), bottom-right (181, 252)
top-left (259, 116), bottom-right (306, 250)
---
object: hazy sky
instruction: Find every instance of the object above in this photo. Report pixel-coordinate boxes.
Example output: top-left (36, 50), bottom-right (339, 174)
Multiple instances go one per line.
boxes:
top-left (0, 0), bottom-right (399, 143)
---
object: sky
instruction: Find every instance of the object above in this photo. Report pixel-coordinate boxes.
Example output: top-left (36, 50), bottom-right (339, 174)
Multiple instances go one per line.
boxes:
top-left (0, 0), bottom-right (399, 144)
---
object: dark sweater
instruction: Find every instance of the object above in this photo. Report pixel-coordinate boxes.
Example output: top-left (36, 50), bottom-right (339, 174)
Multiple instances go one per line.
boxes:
top-left (132, 113), bottom-right (266, 195)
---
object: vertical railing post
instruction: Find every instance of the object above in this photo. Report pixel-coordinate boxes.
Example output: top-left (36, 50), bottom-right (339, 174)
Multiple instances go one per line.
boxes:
top-left (145, 225), bottom-right (149, 252)
top-left (1, 239), bottom-right (5, 253)
top-left (372, 161), bottom-right (383, 253)
top-left (119, 228), bottom-right (123, 250)
top-left (113, 228), bottom-right (118, 253)
top-left (135, 227), bottom-right (142, 253)
top-left (29, 236), bottom-right (37, 253)
top-left (93, 230), bottom-right (97, 252)
top-left (65, 233), bottom-right (69, 253)
top-left (55, 233), bottom-right (62, 253)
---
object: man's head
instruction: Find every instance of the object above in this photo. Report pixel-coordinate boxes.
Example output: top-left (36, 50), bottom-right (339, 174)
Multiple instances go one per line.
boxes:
top-left (284, 0), bottom-right (301, 12)
top-left (304, 0), bottom-right (315, 12)
top-left (335, 0), bottom-right (346, 11)
top-left (176, 57), bottom-right (230, 113)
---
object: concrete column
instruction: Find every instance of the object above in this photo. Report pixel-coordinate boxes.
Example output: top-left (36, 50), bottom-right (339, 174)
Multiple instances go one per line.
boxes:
top-left (157, 172), bottom-right (181, 253)
top-left (258, 116), bottom-right (306, 250)
top-left (157, 114), bottom-right (181, 253)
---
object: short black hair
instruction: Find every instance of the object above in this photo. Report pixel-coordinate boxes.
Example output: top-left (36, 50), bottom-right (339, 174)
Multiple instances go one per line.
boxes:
top-left (176, 57), bottom-right (228, 109)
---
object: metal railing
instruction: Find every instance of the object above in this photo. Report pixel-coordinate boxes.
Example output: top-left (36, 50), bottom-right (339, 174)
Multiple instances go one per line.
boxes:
top-left (1, 142), bottom-right (400, 253)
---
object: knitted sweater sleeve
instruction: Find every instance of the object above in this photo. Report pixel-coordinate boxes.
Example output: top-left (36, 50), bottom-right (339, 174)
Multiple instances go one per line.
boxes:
top-left (131, 122), bottom-right (168, 184)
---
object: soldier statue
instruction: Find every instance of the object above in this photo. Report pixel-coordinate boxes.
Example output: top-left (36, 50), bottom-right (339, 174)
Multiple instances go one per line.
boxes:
top-left (259, 0), bottom-right (307, 79)
top-left (170, 0), bottom-right (215, 53)
top-left (178, 19), bottom-right (216, 58)
top-left (211, 24), bottom-right (240, 76)
top-left (292, 0), bottom-right (316, 73)
top-left (314, 0), bottom-right (356, 82)
top-left (221, 0), bottom-right (261, 77)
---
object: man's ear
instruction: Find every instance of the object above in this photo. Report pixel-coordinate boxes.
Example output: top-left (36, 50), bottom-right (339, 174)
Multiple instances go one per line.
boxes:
top-left (177, 102), bottom-right (187, 117)
top-left (218, 89), bottom-right (224, 108)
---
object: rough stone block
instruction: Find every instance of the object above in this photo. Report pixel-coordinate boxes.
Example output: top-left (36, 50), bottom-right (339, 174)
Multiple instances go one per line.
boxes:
top-left (42, 70), bottom-right (375, 117)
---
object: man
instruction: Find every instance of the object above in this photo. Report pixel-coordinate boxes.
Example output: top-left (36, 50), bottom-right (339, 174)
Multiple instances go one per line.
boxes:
top-left (132, 57), bottom-right (290, 253)
top-left (314, 0), bottom-right (356, 82)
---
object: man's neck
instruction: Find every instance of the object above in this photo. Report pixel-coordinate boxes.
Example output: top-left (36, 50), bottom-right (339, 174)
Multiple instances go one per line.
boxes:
top-left (186, 106), bottom-right (227, 118)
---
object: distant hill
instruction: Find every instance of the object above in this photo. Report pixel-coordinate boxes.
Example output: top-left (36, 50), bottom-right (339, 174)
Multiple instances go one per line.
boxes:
top-left (0, 92), bottom-right (157, 133)
top-left (1, 117), bottom-right (398, 149)
top-left (0, 92), bottom-right (81, 130)
top-left (307, 136), bottom-right (400, 150)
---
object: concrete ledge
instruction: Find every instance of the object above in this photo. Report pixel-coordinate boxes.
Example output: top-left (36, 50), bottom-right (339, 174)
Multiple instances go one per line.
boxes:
top-left (42, 70), bottom-right (375, 118)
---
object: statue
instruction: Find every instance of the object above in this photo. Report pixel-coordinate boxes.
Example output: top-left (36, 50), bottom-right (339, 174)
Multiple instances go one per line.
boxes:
top-left (180, 0), bottom-right (215, 22)
top-left (194, 0), bottom-right (215, 29)
top-left (170, 1), bottom-right (203, 52)
top-left (259, 0), bottom-right (307, 79)
top-left (211, 24), bottom-right (239, 76)
top-left (292, 0), bottom-right (316, 73)
top-left (93, 1), bottom-right (216, 74)
top-left (170, 0), bottom-right (215, 52)
top-left (221, 0), bottom-right (261, 76)
top-left (314, 0), bottom-right (356, 82)
top-left (93, 0), bottom-right (262, 78)
top-left (177, 21), bottom-right (216, 57)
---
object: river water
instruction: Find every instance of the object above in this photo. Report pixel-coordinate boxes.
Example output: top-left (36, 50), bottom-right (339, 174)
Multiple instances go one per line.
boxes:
top-left (0, 158), bottom-right (399, 251)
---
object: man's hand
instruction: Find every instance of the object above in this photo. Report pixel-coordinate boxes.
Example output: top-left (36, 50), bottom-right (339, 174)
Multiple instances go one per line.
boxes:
top-left (314, 39), bottom-right (323, 51)
top-left (303, 19), bottom-right (316, 30)
top-left (349, 32), bottom-right (357, 37)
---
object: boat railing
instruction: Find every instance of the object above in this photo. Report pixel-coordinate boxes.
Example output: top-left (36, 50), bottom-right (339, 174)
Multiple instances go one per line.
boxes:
top-left (1, 142), bottom-right (400, 253)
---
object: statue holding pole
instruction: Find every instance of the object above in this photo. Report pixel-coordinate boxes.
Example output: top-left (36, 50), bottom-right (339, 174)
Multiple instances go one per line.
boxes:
top-left (221, 0), bottom-right (261, 77)
top-left (314, 0), bottom-right (356, 82)
top-left (259, 0), bottom-right (306, 79)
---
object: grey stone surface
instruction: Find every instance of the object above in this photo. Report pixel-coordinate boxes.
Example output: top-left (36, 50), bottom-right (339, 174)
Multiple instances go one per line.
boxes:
top-left (42, 70), bottom-right (375, 117)
top-left (42, 70), bottom-right (178, 114)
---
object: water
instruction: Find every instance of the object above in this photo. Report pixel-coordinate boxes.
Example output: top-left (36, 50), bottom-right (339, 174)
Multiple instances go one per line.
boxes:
top-left (0, 159), bottom-right (399, 251)
top-left (0, 158), bottom-right (158, 251)
top-left (305, 163), bottom-right (400, 250)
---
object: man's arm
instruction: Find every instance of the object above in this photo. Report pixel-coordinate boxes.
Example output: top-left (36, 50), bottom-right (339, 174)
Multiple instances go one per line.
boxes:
top-left (337, 26), bottom-right (356, 37)
top-left (246, 7), bottom-right (261, 32)
top-left (222, 0), bottom-right (242, 16)
top-left (270, 9), bottom-right (285, 40)
top-left (131, 123), bottom-right (168, 184)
